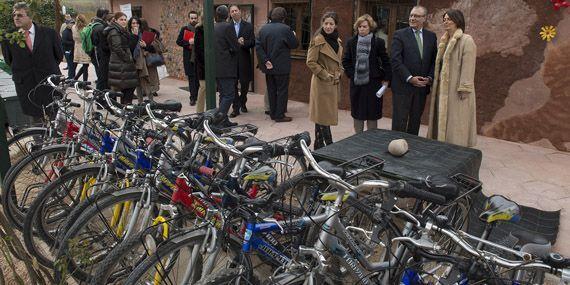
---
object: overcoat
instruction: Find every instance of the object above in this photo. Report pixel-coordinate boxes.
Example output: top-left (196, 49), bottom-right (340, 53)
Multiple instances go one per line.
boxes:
top-left (307, 33), bottom-right (343, 126)
top-left (1, 23), bottom-right (63, 116)
top-left (427, 29), bottom-right (477, 147)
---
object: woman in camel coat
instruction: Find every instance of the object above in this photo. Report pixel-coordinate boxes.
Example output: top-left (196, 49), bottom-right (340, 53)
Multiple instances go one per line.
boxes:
top-left (306, 12), bottom-right (343, 149)
top-left (427, 9), bottom-right (477, 147)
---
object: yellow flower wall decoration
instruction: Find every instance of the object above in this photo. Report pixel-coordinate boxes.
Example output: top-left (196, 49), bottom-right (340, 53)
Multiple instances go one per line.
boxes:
top-left (540, 25), bottom-right (557, 41)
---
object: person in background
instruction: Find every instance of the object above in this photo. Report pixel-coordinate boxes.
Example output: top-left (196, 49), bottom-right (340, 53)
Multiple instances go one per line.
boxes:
top-left (342, 14), bottom-right (391, 133)
top-left (228, 4), bottom-right (255, 118)
top-left (176, 11), bottom-right (200, 106)
top-left (1, 2), bottom-right (63, 123)
top-left (61, 19), bottom-right (75, 79)
top-left (131, 17), bottom-right (163, 103)
top-left (214, 5), bottom-right (239, 127)
top-left (255, 7), bottom-right (298, 123)
top-left (72, 14), bottom-right (91, 81)
top-left (91, 7), bottom-right (110, 90)
top-left (107, 12), bottom-right (139, 104)
top-left (306, 11), bottom-right (343, 149)
top-left (427, 9), bottom-right (477, 147)
top-left (60, 13), bottom-right (72, 70)
top-left (390, 5), bottom-right (437, 136)
top-left (194, 22), bottom-right (206, 112)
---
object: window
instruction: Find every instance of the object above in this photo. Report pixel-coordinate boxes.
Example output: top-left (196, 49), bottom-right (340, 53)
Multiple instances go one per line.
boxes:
top-left (132, 5), bottom-right (142, 18)
top-left (360, 0), bottom-right (416, 49)
top-left (272, 0), bottom-right (311, 57)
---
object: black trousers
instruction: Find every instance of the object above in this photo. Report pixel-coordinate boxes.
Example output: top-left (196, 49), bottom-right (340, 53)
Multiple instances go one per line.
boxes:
top-left (217, 78), bottom-right (236, 115)
top-left (231, 79), bottom-right (250, 112)
top-left (266, 74), bottom-right (289, 120)
top-left (188, 63), bottom-right (199, 101)
top-left (391, 90), bottom-right (427, 136)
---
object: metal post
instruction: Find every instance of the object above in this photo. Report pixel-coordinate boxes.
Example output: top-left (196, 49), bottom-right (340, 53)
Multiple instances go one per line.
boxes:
top-left (203, 0), bottom-right (216, 110)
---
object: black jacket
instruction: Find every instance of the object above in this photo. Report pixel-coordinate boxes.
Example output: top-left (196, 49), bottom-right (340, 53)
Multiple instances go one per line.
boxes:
top-left (255, 22), bottom-right (298, 75)
top-left (1, 23), bottom-right (63, 116)
top-left (91, 17), bottom-right (109, 65)
top-left (214, 21), bottom-right (239, 79)
top-left (176, 24), bottom-right (196, 76)
top-left (342, 34), bottom-right (392, 82)
top-left (194, 25), bottom-right (205, 80)
top-left (61, 27), bottom-right (74, 52)
top-left (230, 20), bottom-right (255, 82)
top-left (390, 27), bottom-right (437, 96)
top-left (107, 23), bottom-right (139, 90)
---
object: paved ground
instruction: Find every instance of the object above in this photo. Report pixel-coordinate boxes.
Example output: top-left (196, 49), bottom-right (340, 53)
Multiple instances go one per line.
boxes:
top-left (3, 64), bottom-right (570, 257)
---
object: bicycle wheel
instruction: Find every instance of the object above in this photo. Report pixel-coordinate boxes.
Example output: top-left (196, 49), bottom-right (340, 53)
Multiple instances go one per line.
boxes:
top-left (90, 223), bottom-right (184, 285)
top-left (1, 143), bottom-right (87, 229)
top-left (124, 229), bottom-right (253, 285)
top-left (54, 187), bottom-right (178, 283)
top-left (6, 127), bottom-right (49, 169)
top-left (22, 164), bottom-right (110, 268)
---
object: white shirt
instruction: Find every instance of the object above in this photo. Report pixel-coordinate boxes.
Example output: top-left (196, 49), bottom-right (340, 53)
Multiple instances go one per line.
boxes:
top-left (19, 23), bottom-right (36, 49)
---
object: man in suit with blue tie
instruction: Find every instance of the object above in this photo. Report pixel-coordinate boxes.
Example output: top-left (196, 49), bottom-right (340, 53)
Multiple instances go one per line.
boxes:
top-left (390, 6), bottom-right (437, 135)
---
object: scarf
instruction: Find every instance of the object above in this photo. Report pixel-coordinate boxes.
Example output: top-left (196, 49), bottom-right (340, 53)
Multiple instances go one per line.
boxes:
top-left (321, 29), bottom-right (339, 53)
top-left (354, 33), bottom-right (372, 86)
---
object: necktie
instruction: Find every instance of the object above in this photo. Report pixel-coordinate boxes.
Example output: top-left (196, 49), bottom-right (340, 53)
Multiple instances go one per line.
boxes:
top-left (25, 30), bottom-right (33, 52)
top-left (415, 29), bottom-right (423, 59)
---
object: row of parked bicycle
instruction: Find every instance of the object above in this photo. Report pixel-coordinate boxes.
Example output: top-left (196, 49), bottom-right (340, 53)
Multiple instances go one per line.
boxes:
top-left (4, 74), bottom-right (570, 284)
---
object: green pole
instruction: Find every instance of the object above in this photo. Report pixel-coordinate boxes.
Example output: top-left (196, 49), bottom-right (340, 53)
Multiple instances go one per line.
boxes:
top-left (0, 97), bottom-right (10, 180)
top-left (204, 0), bottom-right (216, 110)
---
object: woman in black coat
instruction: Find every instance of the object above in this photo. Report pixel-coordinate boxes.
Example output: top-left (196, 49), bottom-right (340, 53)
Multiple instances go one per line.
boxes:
top-left (342, 14), bottom-right (391, 133)
top-left (107, 12), bottom-right (139, 104)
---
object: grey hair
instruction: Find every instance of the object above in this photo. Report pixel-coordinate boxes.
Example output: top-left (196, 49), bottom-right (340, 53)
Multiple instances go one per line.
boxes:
top-left (412, 5), bottom-right (428, 16)
top-left (13, 2), bottom-right (31, 15)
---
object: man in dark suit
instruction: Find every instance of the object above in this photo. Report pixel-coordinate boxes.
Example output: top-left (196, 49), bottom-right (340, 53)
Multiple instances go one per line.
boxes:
top-left (229, 4), bottom-right (255, 118)
top-left (390, 6), bottom-right (437, 135)
top-left (256, 7), bottom-right (298, 122)
top-left (214, 5), bottom-right (239, 126)
top-left (176, 11), bottom-right (200, 106)
top-left (2, 2), bottom-right (63, 122)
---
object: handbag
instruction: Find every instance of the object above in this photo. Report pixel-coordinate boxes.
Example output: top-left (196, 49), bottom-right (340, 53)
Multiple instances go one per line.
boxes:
top-left (146, 53), bottom-right (165, 67)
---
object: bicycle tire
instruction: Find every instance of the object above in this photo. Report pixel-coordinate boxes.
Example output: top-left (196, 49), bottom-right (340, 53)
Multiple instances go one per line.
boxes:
top-left (124, 229), bottom-right (253, 285)
top-left (1, 143), bottom-right (85, 230)
top-left (54, 186), bottom-right (175, 282)
top-left (89, 224), bottom-right (184, 285)
top-left (22, 164), bottom-right (106, 268)
top-left (6, 127), bottom-right (49, 172)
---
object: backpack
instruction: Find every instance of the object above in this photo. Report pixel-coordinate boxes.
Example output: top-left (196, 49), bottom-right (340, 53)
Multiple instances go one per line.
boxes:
top-left (80, 22), bottom-right (102, 54)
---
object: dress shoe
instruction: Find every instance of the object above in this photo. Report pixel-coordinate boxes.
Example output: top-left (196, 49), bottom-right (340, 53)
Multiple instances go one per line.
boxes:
top-left (264, 111), bottom-right (270, 115)
top-left (274, 116), bottom-right (292, 123)
top-left (189, 99), bottom-right (196, 106)
top-left (229, 111), bottom-right (240, 118)
top-left (240, 106), bottom-right (248, 113)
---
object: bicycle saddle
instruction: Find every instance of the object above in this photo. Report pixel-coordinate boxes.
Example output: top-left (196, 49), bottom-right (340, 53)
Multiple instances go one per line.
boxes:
top-left (479, 195), bottom-right (521, 224)
top-left (317, 161), bottom-right (346, 178)
top-left (236, 137), bottom-right (268, 151)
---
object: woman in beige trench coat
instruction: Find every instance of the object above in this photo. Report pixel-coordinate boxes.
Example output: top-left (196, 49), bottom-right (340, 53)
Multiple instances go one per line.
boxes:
top-left (427, 9), bottom-right (477, 147)
top-left (306, 12), bottom-right (343, 149)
